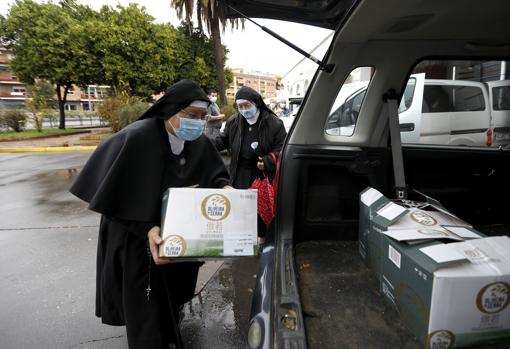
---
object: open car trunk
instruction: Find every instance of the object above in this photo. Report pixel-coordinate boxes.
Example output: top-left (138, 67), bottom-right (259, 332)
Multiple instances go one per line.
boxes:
top-left (285, 143), bottom-right (510, 348)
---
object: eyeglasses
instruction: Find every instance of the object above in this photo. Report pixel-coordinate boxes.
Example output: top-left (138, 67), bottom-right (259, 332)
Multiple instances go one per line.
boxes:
top-left (236, 102), bottom-right (255, 110)
top-left (179, 109), bottom-right (209, 121)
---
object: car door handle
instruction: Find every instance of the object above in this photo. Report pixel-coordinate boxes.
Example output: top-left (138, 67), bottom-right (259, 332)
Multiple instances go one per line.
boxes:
top-left (400, 123), bottom-right (415, 132)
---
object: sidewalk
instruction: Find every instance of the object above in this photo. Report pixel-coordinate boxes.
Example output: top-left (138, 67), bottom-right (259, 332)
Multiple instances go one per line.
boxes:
top-left (0, 128), bottom-right (108, 152)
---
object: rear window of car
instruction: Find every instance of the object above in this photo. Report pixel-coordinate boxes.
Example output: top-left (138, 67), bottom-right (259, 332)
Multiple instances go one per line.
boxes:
top-left (492, 86), bottom-right (510, 111)
top-left (422, 85), bottom-right (485, 113)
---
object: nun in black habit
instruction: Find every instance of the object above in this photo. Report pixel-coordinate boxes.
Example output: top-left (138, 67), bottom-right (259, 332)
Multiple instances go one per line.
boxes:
top-left (70, 80), bottom-right (230, 349)
top-left (215, 86), bottom-right (287, 189)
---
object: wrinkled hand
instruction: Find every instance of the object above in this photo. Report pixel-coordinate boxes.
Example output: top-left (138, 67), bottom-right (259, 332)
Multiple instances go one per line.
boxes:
top-left (147, 226), bottom-right (174, 265)
top-left (257, 157), bottom-right (265, 171)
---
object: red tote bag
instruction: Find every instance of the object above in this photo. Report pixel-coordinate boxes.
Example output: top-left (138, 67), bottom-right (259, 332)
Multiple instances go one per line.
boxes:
top-left (250, 153), bottom-right (277, 226)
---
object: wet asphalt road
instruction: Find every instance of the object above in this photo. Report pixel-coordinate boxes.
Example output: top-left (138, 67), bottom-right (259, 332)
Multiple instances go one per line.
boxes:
top-left (0, 152), bottom-right (257, 349)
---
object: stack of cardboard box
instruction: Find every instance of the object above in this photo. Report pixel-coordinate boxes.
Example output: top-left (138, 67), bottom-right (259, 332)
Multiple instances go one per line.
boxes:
top-left (359, 187), bottom-right (510, 348)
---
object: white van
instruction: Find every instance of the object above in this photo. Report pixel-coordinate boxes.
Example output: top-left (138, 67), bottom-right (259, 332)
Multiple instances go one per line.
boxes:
top-left (487, 79), bottom-right (510, 146)
top-left (326, 74), bottom-right (500, 147)
top-left (400, 73), bottom-right (491, 146)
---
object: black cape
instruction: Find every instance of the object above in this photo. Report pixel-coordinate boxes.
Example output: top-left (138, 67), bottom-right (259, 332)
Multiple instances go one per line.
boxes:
top-left (70, 116), bottom-right (230, 348)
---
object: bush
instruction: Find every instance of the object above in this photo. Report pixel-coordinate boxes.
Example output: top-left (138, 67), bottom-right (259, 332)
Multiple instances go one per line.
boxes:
top-left (97, 93), bottom-right (149, 132)
top-left (220, 103), bottom-right (237, 121)
top-left (0, 110), bottom-right (27, 132)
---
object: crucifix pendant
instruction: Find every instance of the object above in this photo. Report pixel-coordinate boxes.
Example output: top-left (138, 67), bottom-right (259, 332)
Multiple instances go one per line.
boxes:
top-left (146, 286), bottom-right (151, 300)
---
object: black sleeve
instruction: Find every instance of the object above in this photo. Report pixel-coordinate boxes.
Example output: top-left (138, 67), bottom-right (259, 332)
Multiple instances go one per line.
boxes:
top-left (215, 117), bottom-right (232, 151)
top-left (262, 120), bottom-right (287, 176)
top-left (205, 141), bottom-right (231, 188)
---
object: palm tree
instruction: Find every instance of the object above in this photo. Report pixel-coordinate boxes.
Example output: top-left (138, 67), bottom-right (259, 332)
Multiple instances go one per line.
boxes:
top-left (170, 0), bottom-right (242, 106)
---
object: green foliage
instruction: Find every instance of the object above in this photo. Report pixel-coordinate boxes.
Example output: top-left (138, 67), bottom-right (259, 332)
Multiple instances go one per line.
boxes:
top-left (224, 67), bottom-right (234, 87)
top-left (0, 0), bottom-right (104, 128)
top-left (0, 110), bottom-right (27, 132)
top-left (0, 1), bottom-right (231, 115)
top-left (26, 80), bottom-right (56, 131)
top-left (220, 103), bottom-right (236, 121)
top-left (174, 23), bottom-right (231, 92)
top-left (96, 93), bottom-right (149, 132)
top-left (93, 4), bottom-right (178, 99)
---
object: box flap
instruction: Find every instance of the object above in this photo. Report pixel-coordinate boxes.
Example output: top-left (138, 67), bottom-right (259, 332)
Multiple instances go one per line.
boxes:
top-left (441, 226), bottom-right (482, 239)
top-left (360, 187), bottom-right (384, 207)
top-left (419, 243), bottom-right (469, 264)
top-left (382, 227), bottom-right (464, 242)
top-left (432, 236), bottom-right (510, 277)
top-left (372, 201), bottom-right (408, 227)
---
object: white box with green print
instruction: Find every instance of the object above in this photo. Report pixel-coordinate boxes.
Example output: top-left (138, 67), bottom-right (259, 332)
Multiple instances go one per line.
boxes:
top-left (159, 188), bottom-right (258, 258)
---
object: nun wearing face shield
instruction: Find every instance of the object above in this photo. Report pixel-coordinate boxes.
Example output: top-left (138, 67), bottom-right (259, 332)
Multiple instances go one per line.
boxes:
top-left (70, 80), bottom-right (230, 349)
top-left (215, 86), bottom-right (287, 190)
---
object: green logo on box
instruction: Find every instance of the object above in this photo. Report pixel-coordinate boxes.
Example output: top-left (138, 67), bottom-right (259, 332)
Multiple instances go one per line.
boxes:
top-left (428, 330), bottom-right (455, 349)
top-left (201, 194), bottom-right (231, 221)
top-left (476, 282), bottom-right (510, 314)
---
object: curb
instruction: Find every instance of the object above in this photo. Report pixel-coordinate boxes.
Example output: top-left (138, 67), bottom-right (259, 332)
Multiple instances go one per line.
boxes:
top-left (0, 146), bottom-right (97, 153)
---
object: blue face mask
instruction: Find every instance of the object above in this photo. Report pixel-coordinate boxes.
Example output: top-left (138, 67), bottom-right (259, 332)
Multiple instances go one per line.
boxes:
top-left (240, 106), bottom-right (257, 119)
top-left (173, 117), bottom-right (205, 141)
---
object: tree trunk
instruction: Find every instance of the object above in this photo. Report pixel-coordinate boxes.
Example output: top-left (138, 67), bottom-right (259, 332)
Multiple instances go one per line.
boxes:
top-left (56, 85), bottom-right (68, 129)
top-left (210, 15), bottom-right (226, 107)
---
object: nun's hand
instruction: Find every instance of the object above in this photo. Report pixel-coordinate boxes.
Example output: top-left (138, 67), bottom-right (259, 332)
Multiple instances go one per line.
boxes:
top-left (257, 157), bottom-right (265, 171)
top-left (148, 226), bottom-right (174, 265)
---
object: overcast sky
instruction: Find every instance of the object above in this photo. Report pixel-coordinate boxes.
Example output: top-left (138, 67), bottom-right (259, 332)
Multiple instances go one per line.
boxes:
top-left (0, 0), bottom-right (332, 76)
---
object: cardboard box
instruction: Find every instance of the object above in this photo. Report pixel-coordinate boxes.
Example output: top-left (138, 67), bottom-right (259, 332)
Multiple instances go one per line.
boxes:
top-left (159, 188), bottom-right (258, 258)
top-left (381, 236), bottom-right (510, 348)
top-left (359, 187), bottom-right (474, 280)
top-left (359, 187), bottom-right (510, 348)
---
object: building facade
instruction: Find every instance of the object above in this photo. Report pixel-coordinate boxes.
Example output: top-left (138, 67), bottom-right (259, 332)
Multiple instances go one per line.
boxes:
top-left (0, 48), bottom-right (108, 111)
top-left (226, 68), bottom-right (281, 99)
top-left (0, 48), bottom-right (26, 109)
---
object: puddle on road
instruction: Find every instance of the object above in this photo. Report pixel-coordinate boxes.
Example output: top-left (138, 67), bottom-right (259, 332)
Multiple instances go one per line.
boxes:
top-left (181, 258), bottom-right (258, 349)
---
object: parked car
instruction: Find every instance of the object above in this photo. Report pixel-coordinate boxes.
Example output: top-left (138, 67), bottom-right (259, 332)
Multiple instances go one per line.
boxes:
top-left (222, 1), bottom-right (510, 348)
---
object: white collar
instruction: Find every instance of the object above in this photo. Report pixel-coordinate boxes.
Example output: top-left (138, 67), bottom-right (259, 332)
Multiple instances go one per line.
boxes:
top-left (166, 129), bottom-right (185, 155)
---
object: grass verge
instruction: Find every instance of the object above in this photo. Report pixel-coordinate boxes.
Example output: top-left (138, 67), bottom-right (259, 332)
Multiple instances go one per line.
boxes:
top-left (0, 128), bottom-right (85, 141)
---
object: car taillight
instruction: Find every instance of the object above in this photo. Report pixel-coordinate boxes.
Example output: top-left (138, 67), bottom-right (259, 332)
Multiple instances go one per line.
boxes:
top-left (487, 128), bottom-right (493, 147)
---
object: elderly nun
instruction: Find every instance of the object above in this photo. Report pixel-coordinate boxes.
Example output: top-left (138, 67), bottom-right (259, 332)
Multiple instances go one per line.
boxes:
top-left (215, 86), bottom-right (287, 189)
top-left (70, 80), bottom-right (230, 349)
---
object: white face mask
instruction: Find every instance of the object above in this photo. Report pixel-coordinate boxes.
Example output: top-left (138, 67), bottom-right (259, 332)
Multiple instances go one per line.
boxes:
top-left (210, 96), bottom-right (217, 103)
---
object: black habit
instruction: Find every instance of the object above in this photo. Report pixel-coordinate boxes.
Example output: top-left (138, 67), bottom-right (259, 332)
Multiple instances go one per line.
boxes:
top-left (70, 80), bottom-right (230, 348)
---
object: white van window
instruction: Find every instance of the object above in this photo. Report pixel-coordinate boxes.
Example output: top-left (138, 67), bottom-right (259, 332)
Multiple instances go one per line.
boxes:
top-left (400, 59), bottom-right (510, 148)
top-left (325, 66), bottom-right (373, 137)
top-left (422, 85), bottom-right (485, 113)
top-left (398, 78), bottom-right (416, 113)
top-left (493, 86), bottom-right (510, 110)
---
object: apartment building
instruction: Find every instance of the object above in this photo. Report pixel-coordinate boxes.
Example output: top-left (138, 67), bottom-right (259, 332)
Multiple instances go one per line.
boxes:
top-left (0, 48), bottom-right (26, 109)
top-left (226, 68), bottom-right (281, 99)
